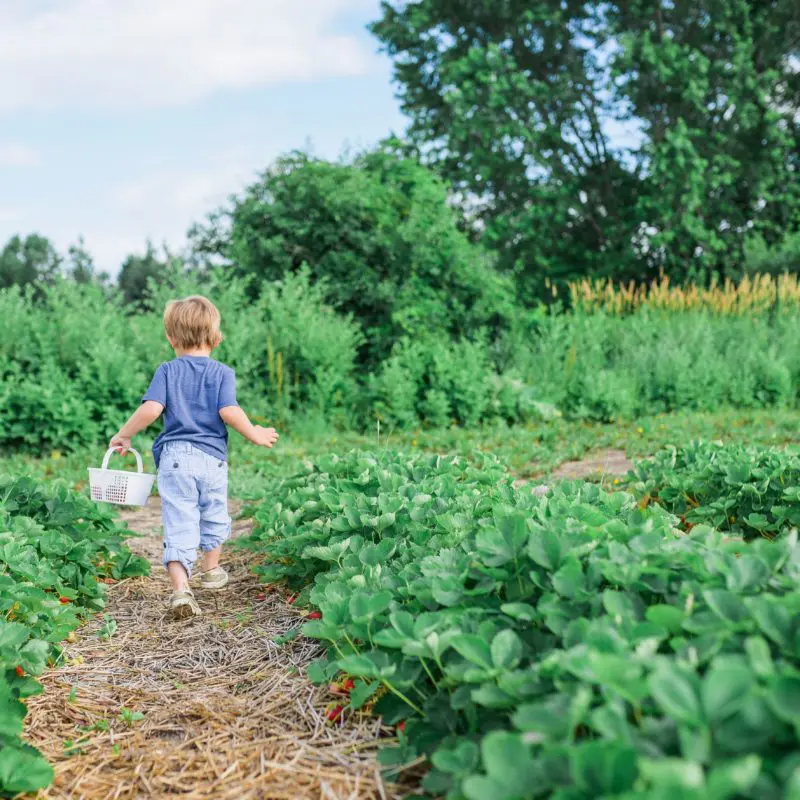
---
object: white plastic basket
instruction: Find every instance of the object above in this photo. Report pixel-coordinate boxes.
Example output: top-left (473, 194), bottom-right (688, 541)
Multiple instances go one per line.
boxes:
top-left (88, 447), bottom-right (155, 506)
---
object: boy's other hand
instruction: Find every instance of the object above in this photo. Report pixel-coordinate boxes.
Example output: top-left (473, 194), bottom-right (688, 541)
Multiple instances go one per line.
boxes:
top-left (110, 434), bottom-right (131, 455)
top-left (251, 426), bottom-right (279, 448)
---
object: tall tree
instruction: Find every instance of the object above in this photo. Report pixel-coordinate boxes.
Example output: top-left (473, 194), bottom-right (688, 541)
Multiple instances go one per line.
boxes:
top-left (190, 148), bottom-right (515, 365)
top-left (66, 236), bottom-right (109, 285)
top-left (371, 0), bottom-right (800, 294)
top-left (0, 233), bottom-right (62, 289)
top-left (610, 0), bottom-right (800, 280)
top-left (117, 243), bottom-right (170, 306)
top-left (370, 1), bottom-right (644, 300)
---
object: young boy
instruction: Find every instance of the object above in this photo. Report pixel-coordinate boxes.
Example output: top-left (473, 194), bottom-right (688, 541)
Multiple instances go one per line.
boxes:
top-left (110, 296), bottom-right (278, 619)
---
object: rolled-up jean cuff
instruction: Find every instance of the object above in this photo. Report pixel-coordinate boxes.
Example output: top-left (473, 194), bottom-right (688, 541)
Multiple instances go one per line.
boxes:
top-left (199, 521), bottom-right (231, 552)
top-left (163, 546), bottom-right (196, 577)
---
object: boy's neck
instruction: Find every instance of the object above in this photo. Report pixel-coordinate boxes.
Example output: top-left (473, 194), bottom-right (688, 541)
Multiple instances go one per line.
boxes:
top-left (175, 348), bottom-right (213, 358)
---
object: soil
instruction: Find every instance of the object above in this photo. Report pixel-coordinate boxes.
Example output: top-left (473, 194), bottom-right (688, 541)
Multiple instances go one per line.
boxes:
top-left (550, 449), bottom-right (634, 480)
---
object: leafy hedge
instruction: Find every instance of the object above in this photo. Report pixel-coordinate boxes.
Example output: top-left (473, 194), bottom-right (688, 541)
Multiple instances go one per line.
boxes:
top-left (630, 442), bottom-right (800, 540)
top-left (242, 450), bottom-right (800, 799)
top-left (5, 276), bottom-right (800, 455)
top-left (0, 475), bottom-right (149, 797)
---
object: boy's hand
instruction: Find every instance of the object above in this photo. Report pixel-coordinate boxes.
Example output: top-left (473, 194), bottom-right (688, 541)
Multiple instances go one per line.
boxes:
top-left (109, 434), bottom-right (131, 455)
top-left (251, 426), bottom-right (279, 448)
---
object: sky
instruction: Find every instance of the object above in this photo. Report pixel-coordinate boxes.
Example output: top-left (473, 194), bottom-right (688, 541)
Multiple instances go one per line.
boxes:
top-left (0, 0), bottom-right (406, 273)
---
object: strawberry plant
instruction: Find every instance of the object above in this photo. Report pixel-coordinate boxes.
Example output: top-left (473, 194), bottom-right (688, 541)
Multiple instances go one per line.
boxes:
top-left (243, 449), bottom-right (800, 799)
top-left (0, 475), bottom-right (149, 797)
top-left (629, 441), bottom-right (800, 539)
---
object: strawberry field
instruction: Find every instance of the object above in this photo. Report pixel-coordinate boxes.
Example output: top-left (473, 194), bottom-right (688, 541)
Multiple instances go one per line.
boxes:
top-left (2, 0), bottom-right (798, 792)
top-left (0, 476), bottom-right (148, 797)
top-left (2, 419), bottom-right (800, 798)
top-left (237, 443), bottom-right (800, 799)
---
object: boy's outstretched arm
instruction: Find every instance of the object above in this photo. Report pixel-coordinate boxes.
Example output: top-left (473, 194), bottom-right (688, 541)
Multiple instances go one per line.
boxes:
top-left (110, 401), bottom-right (164, 455)
top-left (219, 406), bottom-right (279, 448)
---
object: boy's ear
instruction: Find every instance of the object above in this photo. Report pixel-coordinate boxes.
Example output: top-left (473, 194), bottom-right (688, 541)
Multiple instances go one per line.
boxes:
top-left (166, 335), bottom-right (177, 349)
top-left (213, 331), bottom-right (224, 348)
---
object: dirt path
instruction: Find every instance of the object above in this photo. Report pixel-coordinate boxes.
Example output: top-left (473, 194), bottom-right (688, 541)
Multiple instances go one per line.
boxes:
top-left (514, 448), bottom-right (635, 489)
top-left (550, 449), bottom-right (634, 480)
top-left (25, 499), bottom-right (398, 800)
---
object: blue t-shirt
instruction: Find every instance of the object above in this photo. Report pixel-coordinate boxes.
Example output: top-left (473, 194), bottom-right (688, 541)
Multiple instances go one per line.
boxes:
top-left (142, 356), bottom-right (238, 468)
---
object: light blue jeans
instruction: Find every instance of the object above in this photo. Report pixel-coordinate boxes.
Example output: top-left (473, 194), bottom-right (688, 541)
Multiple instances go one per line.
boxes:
top-left (157, 442), bottom-right (231, 577)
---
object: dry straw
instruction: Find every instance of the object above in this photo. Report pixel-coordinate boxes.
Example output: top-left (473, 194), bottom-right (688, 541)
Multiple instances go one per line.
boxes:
top-left (24, 502), bottom-right (416, 800)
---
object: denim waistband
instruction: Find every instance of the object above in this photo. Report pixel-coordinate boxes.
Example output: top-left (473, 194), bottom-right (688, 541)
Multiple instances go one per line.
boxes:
top-left (161, 441), bottom-right (205, 455)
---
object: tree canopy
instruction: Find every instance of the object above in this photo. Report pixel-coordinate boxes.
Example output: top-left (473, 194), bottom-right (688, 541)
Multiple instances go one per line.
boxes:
top-left (371, 0), bottom-right (800, 296)
top-left (0, 234), bottom-right (62, 290)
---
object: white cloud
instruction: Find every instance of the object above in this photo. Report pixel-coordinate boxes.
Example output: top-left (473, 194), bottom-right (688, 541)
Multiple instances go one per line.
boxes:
top-left (0, 142), bottom-right (41, 167)
top-left (114, 163), bottom-right (253, 221)
top-left (57, 160), bottom-right (261, 272)
top-left (0, 207), bottom-right (22, 225)
top-left (0, 0), bottom-right (376, 111)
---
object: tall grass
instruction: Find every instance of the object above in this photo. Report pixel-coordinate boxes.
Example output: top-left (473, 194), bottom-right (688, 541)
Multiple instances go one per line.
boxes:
top-left (506, 310), bottom-right (798, 422)
top-left (569, 272), bottom-right (799, 315)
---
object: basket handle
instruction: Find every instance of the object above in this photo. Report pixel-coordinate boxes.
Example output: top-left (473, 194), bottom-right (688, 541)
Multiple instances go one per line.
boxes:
top-left (102, 447), bottom-right (144, 473)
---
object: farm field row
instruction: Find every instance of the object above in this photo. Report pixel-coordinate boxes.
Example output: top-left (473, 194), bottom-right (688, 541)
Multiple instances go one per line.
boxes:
top-left (235, 439), bottom-right (800, 798)
top-left (0, 476), bottom-right (148, 797)
top-left (4, 410), bottom-right (800, 798)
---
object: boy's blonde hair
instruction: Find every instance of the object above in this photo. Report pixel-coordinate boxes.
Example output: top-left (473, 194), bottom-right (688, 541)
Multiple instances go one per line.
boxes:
top-left (163, 296), bottom-right (223, 350)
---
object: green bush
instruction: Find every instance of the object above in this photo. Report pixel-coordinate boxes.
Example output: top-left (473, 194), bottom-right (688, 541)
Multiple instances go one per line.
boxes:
top-left (743, 232), bottom-right (800, 278)
top-left (190, 148), bottom-right (516, 367)
top-left (0, 272), bottom-right (363, 453)
top-left (369, 336), bottom-right (496, 428)
top-left (6, 271), bottom-right (800, 453)
top-left (507, 310), bottom-right (800, 421)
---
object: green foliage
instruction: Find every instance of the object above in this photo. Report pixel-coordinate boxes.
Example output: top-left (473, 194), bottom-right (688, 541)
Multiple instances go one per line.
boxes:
top-left (242, 448), bottom-right (800, 798)
top-left (65, 237), bottom-right (109, 288)
top-left (5, 271), bottom-right (800, 451)
top-left (371, 0), bottom-right (800, 293)
top-left (368, 308), bottom-right (800, 429)
top-left (610, 0), bottom-right (800, 281)
top-left (370, 336), bottom-right (494, 428)
top-left (0, 474), bottom-right (148, 797)
top-left (506, 310), bottom-right (800, 422)
top-left (117, 243), bottom-right (173, 307)
top-left (190, 148), bottom-right (516, 365)
top-left (0, 271), bottom-right (363, 452)
top-left (630, 441), bottom-right (800, 540)
top-left (743, 232), bottom-right (800, 279)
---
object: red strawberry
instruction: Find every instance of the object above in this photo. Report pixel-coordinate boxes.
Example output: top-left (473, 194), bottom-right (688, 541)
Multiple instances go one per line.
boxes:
top-left (15, 666), bottom-right (24, 677)
top-left (59, 597), bottom-right (70, 604)
top-left (327, 705), bottom-right (344, 723)
top-left (256, 593), bottom-right (266, 601)
top-left (307, 611), bottom-right (322, 620)
top-left (342, 678), bottom-right (355, 692)
top-left (287, 594), bottom-right (298, 605)
top-left (397, 721), bottom-right (406, 733)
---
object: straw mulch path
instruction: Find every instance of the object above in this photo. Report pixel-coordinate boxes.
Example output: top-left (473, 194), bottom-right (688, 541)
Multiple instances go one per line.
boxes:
top-left (24, 499), bottom-right (402, 800)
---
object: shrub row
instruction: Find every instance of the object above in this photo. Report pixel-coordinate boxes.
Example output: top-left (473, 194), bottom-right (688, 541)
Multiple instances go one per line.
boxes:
top-left (3, 276), bottom-right (800, 453)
